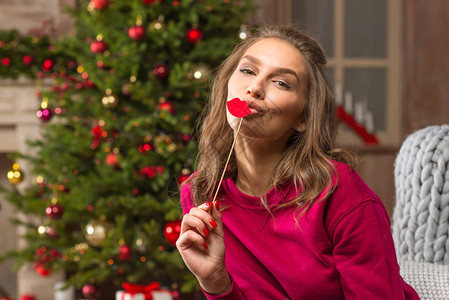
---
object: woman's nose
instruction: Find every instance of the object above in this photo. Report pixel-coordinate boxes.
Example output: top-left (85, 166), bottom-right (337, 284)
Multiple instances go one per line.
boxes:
top-left (246, 80), bottom-right (264, 99)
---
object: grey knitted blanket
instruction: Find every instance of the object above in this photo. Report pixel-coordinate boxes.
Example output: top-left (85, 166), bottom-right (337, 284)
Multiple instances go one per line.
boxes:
top-left (393, 125), bottom-right (449, 264)
top-left (400, 260), bottom-right (449, 300)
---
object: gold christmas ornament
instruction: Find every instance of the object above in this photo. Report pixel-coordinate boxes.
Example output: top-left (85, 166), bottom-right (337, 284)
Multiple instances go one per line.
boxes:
top-left (167, 143), bottom-right (177, 153)
top-left (7, 163), bottom-right (24, 184)
top-left (84, 219), bottom-right (113, 247)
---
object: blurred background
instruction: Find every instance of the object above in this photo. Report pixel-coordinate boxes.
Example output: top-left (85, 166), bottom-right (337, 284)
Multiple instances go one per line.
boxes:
top-left (0, 0), bottom-right (448, 299)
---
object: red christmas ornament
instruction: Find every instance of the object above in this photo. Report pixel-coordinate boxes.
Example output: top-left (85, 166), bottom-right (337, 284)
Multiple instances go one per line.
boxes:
top-left (1, 57), bottom-right (10, 66)
top-left (138, 143), bottom-right (152, 153)
top-left (91, 124), bottom-right (103, 139)
top-left (42, 59), bottom-right (54, 71)
top-left (118, 245), bottom-right (132, 260)
top-left (177, 174), bottom-right (190, 185)
top-left (186, 28), bottom-right (203, 43)
top-left (142, 0), bottom-right (158, 4)
top-left (90, 41), bottom-right (108, 53)
top-left (153, 64), bottom-right (169, 80)
top-left (36, 108), bottom-right (52, 121)
top-left (45, 204), bottom-right (64, 219)
top-left (23, 55), bottom-right (33, 65)
top-left (128, 26), bottom-right (146, 40)
top-left (91, 0), bottom-right (109, 10)
top-left (82, 284), bottom-right (98, 299)
top-left (157, 101), bottom-right (175, 114)
top-left (178, 134), bottom-right (191, 143)
top-left (91, 124), bottom-right (105, 149)
top-left (140, 166), bottom-right (164, 178)
top-left (105, 153), bottom-right (118, 167)
top-left (227, 97), bottom-right (251, 118)
top-left (20, 295), bottom-right (35, 300)
top-left (164, 220), bottom-right (182, 246)
top-left (35, 264), bottom-right (51, 276)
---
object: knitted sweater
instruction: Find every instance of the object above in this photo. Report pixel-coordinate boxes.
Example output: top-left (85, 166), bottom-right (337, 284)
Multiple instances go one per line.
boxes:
top-left (180, 162), bottom-right (419, 299)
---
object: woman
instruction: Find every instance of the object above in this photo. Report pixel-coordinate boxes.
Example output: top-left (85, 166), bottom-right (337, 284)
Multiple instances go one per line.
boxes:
top-left (176, 25), bottom-right (419, 299)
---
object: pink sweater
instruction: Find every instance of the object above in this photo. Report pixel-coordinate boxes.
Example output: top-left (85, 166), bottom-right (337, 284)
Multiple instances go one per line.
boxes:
top-left (180, 163), bottom-right (419, 299)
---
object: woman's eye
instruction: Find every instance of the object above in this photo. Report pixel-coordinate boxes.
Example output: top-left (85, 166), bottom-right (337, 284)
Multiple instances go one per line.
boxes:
top-left (274, 80), bottom-right (292, 89)
top-left (239, 68), bottom-right (255, 75)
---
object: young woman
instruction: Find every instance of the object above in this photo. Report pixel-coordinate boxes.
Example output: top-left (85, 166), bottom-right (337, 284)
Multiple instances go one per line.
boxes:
top-left (176, 25), bottom-right (419, 300)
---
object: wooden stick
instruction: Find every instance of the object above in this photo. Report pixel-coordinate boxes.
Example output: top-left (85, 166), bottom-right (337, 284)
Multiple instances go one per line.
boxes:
top-left (212, 118), bottom-right (243, 204)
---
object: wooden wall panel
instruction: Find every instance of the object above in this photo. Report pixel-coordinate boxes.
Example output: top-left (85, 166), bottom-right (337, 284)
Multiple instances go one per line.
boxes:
top-left (355, 147), bottom-right (398, 217)
top-left (403, 0), bottom-right (449, 134)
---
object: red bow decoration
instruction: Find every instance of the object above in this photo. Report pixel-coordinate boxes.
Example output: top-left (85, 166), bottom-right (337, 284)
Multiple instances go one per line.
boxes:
top-left (121, 282), bottom-right (160, 300)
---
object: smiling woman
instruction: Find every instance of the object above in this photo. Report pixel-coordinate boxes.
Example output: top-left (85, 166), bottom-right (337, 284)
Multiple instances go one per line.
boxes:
top-left (177, 25), bottom-right (420, 300)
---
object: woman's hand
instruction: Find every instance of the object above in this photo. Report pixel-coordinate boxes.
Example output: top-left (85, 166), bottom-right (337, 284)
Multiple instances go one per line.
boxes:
top-left (176, 202), bottom-right (231, 295)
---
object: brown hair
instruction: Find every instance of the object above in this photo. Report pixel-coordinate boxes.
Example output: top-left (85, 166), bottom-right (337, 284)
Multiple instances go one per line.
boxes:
top-left (183, 24), bottom-right (355, 214)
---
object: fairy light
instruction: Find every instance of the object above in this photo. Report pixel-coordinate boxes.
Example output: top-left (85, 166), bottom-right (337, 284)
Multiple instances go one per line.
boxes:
top-left (193, 70), bottom-right (202, 79)
top-left (36, 175), bottom-right (44, 184)
top-left (38, 226), bottom-right (46, 234)
top-left (41, 98), bottom-right (48, 109)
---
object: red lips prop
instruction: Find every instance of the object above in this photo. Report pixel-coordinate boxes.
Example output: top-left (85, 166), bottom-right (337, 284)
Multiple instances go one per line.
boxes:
top-left (227, 98), bottom-right (251, 118)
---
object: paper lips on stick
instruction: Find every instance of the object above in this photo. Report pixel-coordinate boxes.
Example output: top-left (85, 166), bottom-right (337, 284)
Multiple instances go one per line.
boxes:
top-left (227, 98), bottom-right (251, 118)
top-left (211, 98), bottom-right (250, 205)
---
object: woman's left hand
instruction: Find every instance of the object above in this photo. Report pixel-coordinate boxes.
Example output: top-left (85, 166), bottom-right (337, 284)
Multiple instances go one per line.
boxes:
top-left (176, 202), bottom-right (231, 295)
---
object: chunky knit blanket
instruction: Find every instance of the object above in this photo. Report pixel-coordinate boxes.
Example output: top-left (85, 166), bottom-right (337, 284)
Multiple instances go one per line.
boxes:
top-left (393, 125), bottom-right (449, 264)
top-left (399, 260), bottom-right (449, 300)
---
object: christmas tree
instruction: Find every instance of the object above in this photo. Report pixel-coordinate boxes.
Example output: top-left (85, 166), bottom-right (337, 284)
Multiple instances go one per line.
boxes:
top-left (0, 0), bottom-right (255, 298)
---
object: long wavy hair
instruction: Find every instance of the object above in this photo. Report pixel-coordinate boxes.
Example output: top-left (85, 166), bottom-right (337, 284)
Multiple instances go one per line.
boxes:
top-left (183, 25), bottom-right (355, 213)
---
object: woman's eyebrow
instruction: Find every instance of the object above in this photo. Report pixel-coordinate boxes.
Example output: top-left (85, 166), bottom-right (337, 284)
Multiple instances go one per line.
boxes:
top-left (241, 55), bottom-right (300, 83)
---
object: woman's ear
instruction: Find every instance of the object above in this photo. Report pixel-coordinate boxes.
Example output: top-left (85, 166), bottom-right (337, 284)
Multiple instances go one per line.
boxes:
top-left (294, 119), bottom-right (306, 133)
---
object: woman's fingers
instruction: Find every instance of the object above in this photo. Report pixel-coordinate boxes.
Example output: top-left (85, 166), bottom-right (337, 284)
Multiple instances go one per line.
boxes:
top-left (188, 206), bottom-right (218, 230)
top-left (179, 201), bottom-right (224, 252)
top-left (182, 214), bottom-right (212, 236)
top-left (176, 228), bottom-right (207, 251)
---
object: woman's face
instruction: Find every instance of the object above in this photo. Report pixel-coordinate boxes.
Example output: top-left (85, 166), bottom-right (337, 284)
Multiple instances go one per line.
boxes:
top-left (227, 38), bottom-right (308, 142)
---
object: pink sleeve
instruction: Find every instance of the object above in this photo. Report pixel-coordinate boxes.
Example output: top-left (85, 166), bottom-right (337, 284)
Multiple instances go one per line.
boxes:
top-left (180, 183), bottom-right (195, 215)
top-left (331, 200), bottom-right (420, 300)
top-left (202, 277), bottom-right (246, 300)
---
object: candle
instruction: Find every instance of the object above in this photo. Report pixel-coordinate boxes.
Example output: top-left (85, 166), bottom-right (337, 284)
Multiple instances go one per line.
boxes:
top-left (355, 101), bottom-right (364, 123)
top-left (366, 111), bottom-right (374, 133)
